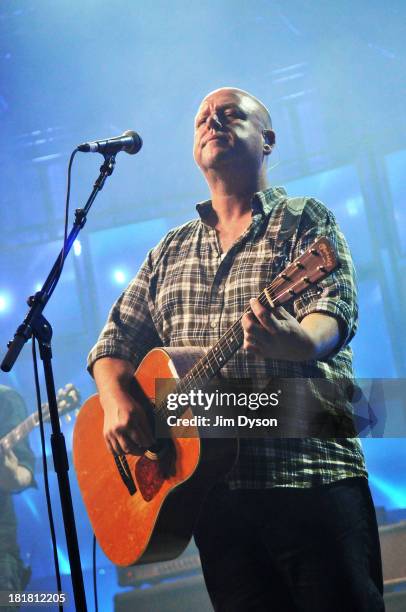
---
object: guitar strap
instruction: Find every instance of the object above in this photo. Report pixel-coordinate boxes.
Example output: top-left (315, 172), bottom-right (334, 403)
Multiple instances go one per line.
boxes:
top-left (276, 196), bottom-right (308, 247)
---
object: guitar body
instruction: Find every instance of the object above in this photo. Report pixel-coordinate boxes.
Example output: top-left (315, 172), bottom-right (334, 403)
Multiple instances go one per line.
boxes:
top-left (73, 347), bottom-right (239, 567)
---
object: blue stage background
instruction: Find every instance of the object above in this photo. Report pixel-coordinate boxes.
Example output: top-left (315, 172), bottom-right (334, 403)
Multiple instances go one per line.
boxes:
top-left (0, 1), bottom-right (405, 610)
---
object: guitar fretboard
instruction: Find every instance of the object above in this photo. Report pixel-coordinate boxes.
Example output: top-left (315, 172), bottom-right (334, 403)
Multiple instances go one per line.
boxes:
top-left (155, 236), bottom-right (338, 421)
top-left (0, 384), bottom-right (80, 452)
top-left (0, 412), bottom-right (40, 451)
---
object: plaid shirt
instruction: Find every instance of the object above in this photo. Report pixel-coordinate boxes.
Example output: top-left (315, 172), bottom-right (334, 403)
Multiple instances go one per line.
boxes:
top-left (88, 186), bottom-right (367, 488)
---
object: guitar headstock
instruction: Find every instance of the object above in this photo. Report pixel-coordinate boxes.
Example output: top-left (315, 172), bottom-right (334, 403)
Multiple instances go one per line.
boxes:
top-left (41, 384), bottom-right (81, 421)
top-left (56, 384), bottom-right (81, 416)
top-left (265, 236), bottom-right (339, 306)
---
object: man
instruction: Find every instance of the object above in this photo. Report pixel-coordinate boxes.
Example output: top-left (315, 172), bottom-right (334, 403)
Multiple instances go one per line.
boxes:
top-left (88, 88), bottom-right (384, 611)
top-left (0, 385), bottom-right (35, 607)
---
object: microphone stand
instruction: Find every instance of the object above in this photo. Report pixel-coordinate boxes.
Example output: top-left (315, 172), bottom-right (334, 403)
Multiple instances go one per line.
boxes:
top-left (1, 152), bottom-right (117, 612)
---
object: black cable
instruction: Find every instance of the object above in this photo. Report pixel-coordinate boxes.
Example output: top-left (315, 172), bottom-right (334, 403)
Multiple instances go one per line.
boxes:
top-left (32, 339), bottom-right (63, 612)
top-left (93, 533), bottom-right (99, 612)
top-left (47, 148), bottom-right (78, 299)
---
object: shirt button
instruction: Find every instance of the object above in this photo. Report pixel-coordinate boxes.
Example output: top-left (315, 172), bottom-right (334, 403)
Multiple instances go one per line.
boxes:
top-left (210, 320), bottom-right (218, 328)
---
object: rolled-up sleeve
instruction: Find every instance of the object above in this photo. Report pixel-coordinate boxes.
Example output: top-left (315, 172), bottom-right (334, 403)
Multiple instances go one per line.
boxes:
top-left (87, 249), bottom-right (162, 375)
top-left (292, 199), bottom-right (358, 355)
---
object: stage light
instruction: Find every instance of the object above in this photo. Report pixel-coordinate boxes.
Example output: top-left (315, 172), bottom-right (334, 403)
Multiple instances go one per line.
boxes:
top-left (0, 292), bottom-right (11, 314)
top-left (73, 240), bottom-right (82, 256)
top-left (346, 196), bottom-right (362, 217)
top-left (57, 546), bottom-right (71, 575)
top-left (113, 269), bottom-right (127, 285)
top-left (22, 494), bottom-right (40, 520)
top-left (369, 474), bottom-right (406, 509)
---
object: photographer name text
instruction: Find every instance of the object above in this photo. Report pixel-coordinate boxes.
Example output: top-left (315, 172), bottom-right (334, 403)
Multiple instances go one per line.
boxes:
top-left (166, 414), bottom-right (278, 428)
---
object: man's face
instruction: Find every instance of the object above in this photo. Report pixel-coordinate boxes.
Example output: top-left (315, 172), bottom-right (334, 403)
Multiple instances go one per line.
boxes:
top-left (193, 89), bottom-right (270, 173)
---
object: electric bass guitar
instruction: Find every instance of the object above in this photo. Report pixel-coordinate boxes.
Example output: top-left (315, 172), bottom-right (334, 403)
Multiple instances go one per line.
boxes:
top-left (73, 236), bottom-right (338, 566)
top-left (1, 384), bottom-right (81, 452)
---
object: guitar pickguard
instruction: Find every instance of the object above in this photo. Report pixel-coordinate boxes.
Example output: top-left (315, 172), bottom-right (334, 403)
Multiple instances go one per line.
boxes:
top-left (135, 441), bottom-right (177, 502)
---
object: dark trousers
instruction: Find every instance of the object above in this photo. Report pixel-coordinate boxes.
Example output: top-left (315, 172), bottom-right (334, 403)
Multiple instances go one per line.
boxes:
top-left (194, 477), bottom-right (384, 612)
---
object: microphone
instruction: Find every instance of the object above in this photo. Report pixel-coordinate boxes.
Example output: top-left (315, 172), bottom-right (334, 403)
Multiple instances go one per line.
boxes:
top-left (77, 130), bottom-right (143, 155)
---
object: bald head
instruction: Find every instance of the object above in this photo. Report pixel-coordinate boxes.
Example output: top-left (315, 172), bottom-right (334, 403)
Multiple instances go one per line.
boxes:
top-left (199, 87), bottom-right (272, 130)
top-left (194, 86), bottom-right (276, 178)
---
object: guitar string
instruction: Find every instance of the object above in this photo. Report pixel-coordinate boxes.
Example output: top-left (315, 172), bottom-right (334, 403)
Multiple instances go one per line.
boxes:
top-left (155, 279), bottom-right (293, 421)
top-left (1, 413), bottom-right (38, 449)
top-left (1, 391), bottom-right (77, 449)
top-left (154, 243), bottom-right (329, 422)
top-left (173, 266), bottom-right (311, 395)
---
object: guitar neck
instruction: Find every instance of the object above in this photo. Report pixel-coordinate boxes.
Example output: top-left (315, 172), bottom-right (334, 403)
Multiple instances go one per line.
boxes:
top-left (157, 236), bottom-right (339, 420)
top-left (176, 320), bottom-right (243, 396)
top-left (0, 384), bottom-right (80, 452)
top-left (175, 283), bottom-right (276, 397)
top-left (0, 412), bottom-right (40, 452)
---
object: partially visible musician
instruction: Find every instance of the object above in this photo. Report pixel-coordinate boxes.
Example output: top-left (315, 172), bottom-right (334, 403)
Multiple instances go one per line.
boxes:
top-left (87, 88), bottom-right (384, 611)
top-left (0, 385), bottom-right (35, 608)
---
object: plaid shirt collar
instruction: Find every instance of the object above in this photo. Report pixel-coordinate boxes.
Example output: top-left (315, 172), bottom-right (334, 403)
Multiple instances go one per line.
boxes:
top-left (195, 185), bottom-right (288, 224)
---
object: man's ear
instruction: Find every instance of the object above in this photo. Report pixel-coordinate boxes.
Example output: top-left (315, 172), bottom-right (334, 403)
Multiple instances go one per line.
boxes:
top-left (263, 129), bottom-right (276, 154)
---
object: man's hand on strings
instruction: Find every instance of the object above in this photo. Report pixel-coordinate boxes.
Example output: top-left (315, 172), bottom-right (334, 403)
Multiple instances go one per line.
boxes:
top-left (93, 357), bottom-right (156, 456)
top-left (101, 390), bottom-right (156, 456)
top-left (242, 297), bottom-right (315, 361)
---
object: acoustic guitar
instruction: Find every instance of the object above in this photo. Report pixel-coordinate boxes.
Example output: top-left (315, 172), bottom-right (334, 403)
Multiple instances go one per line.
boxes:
top-left (73, 236), bottom-right (338, 566)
